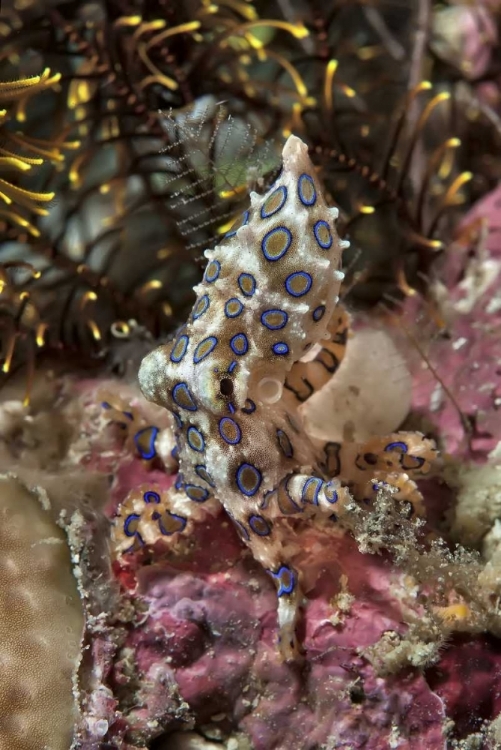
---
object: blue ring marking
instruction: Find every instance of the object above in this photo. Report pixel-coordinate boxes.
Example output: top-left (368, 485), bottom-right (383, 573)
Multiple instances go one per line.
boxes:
top-left (301, 477), bottom-right (323, 505)
top-left (228, 402), bottom-right (236, 414)
top-left (204, 259), bottom-right (221, 283)
top-left (242, 399), bottom-right (256, 414)
top-left (235, 521), bottom-right (251, 541)
top-left (236, 462), bottom-right (262, 497)
top-left (185, 484), bottom-right (210, 502)
top-left (272, 342), bottom-right (289, 356)
top-left (170, 334), bottom-right (189, 363)
top-left (312, 305), bottom-right (326, 322)
top-left (404, 455), bottom-right (425, 469)
top-left (143, 490), bottom-right (161, 504)
top-left (313, 219), bottom-right (333, 249)
top-left (385, 441), bottom-right (408, 453)
top-left (323, 481), bottom-right (339, 504)
top-left (171, 445), bottom-right (179, 460)
top-left (269, 565), bottom-right (296, 596)
top-left (282, 477), bottom-right (303, 514)
top-left (298, 174), bottom-right (317, 206)
top-left (227, 511), bottom-right (251, 542)
top-left (249, 514), bottom-right (272, 536)
top-left (187, 425), bottom-right (205, 452)
top-left (195, 464), bottom-right (215, 487)
top-left (172, 382), bottom-right (197, 412)
top-left (230, 333), bottom-right (249, 356)
top-left (260, 487), bottom-right (277, 510)
top-left (172, 412), bottom-right (183, 429)
top-left (285, 271), bottom-right (313, 297)
top-left (123, 514), bottom-right (143, 544)
top-left (225, 209), bottom-right (249, 239)
top-left (276, 429), bottom-right (293, 458)
top-left (175, 473), bottom-right (184, 490)
top-left (386, 444), bottom-right (427, 471)
top-left (219, 417), bottom-right (242, 445)
top-left (238, 273), bottom-right (256, 297)
top-left (261, 308), bottom-right (288, 331)
top-left (134, 426), bottom-right (159, 460)
top-left (260, 185), bottom-right (288, 219)
top-left (155, 511), bottom-right (187, 536)
top-left (227, 361), bottom-right (237, 374)
top-left (261, 226), bottom-right (292, 262)
top-left (225, 298), bottom-right (244, 318)
top-left (101, 402), bottom-right (132, 424)
top-left (193, 294), bottom-right (210, 320)
top-left (193, 335), bottom-right (218, 364)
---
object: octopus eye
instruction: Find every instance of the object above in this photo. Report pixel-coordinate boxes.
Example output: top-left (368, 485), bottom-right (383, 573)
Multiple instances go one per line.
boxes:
top-left (220, 378), bottom-right (234, 397)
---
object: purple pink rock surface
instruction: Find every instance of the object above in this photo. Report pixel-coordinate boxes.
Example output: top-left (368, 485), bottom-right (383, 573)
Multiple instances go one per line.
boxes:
top-left (69, 183), bottom-right (501, 749)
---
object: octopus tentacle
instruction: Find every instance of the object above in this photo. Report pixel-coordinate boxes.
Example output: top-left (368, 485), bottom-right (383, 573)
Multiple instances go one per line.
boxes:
top-left (319, 431), bottom-right (439, 514)
top-left (222, 500), bottom-right (304, 661)
top-left (128, 134), bottom-right (440, 659)
top-left (111, 483), bottom-right (220, 558)
top-left (99, 390), bottom-right (177, 469)
top-left (284, 305), bottom-right (350, 405)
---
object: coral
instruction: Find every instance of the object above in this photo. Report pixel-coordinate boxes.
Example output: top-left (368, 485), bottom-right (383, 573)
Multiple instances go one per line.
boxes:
top-left (0, 473), bottom-right (84, 750)
top-left (431, 3), bottom-right (498, 82)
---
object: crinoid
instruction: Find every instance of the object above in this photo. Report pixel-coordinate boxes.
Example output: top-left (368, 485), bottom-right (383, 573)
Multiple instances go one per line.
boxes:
top-left (0, 94), bottom-right (280, 402)
top-left (0, 68), bottom-right (70, 238)
top-left (272, 0), bottom-right (472, 306)
top-left (0, 0), bottom-right (496, 408)
top-left (317, 82), bottom-right (472, 305)
top-left (0, 1), bottom-right (316, 399)
top-left (0, 67), bottom-right (79, 403)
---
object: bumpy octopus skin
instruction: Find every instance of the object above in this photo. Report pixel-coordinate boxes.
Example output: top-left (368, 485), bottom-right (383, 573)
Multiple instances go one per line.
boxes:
top-left (112, 135), bottom-right (438, 660)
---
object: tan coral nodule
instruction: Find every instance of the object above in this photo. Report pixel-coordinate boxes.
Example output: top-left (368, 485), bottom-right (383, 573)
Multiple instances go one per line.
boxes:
top-left (0, 474), bottom-right (84, 750)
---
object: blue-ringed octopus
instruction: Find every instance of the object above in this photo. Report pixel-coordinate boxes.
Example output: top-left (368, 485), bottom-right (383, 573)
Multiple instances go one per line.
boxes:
top-left (110, 135), bottom-right (438, 660)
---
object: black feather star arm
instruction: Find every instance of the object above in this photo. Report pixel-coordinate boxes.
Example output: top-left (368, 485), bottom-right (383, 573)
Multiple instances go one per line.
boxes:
top-left (0, 0), bottom-right (499, 400)
top-left (0, 0), bottom-right (320, 394)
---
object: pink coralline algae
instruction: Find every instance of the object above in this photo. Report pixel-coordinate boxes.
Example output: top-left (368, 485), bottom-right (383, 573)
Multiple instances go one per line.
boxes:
top-left (61, 375), bottom-right (446, 750)
top-left (5, 161), bottom-right (501, 750)
top-left (409, 183), bottom-right (501, 460)
top-left (4, 325), bottom-right (500, 749)
top-left (112, 517), bottom-right (447, 749)
top-left (32, 179), bottom-right (501, 750)
top-left (93, 436), bottom-right (446, 747)
top-left (431, 4), bottom-right (498, 82)
top-left (427, 634), bottom-right (501, 741)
